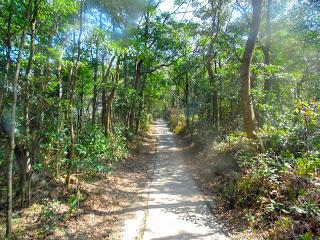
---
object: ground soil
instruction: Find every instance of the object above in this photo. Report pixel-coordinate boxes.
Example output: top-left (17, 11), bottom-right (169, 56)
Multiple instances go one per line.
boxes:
top-left (0, 131), bottom-right (156, 240)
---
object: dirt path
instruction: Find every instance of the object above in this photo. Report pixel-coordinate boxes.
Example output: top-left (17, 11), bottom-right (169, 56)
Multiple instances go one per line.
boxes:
top-left (47, 132), bottom-right (156, 240)
top-left (124, 119), bottom-right (230, 240)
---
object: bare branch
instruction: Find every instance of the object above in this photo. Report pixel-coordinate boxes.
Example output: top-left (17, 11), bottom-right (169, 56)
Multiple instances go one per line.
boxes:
top-left (235, 0), bottom-right (251, 24)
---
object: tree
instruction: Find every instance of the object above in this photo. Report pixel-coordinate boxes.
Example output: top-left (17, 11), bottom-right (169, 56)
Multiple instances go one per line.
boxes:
top-left (205, 0), bottom-right (226, 131)
top-left (1, 0), bottom-right (319, 237)
top-left (6, 0), bottom-right (33, 237)
top-left (0, 0), bottom-right (13, 115)
top-left (263, 0), bottom-right (272, 103)
top-left (239, 0), bottom-right (264, 151)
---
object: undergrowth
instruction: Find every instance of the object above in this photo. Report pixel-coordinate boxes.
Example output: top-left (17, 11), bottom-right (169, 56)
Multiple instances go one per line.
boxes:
top-left (217, 101), bottom-right (320, 239)
top-left (167, 100), bottom-right (320, 239)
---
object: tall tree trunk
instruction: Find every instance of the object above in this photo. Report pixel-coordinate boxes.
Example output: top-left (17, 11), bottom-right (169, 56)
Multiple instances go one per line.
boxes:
top-left (6, 0), bottom-right (33, 237)
top-left (19, 0), bottom-right (38, 208)
top-left (105, 88), bottom-right (114, 135)
top-left (100, 54), bottom-right (105, 125)
top-left (78, 89), bottom-right (84, 134)
top-left (15, 146), bottom-right (32, 208)
top-left (101, 56), bottom-right (115, 133)
top-left (66, 1), bottom-right (84, 186)
top-left (76, 1), bottom-right (85, 136)
top-left (135, 77), bottom-right (146, 134)
top-left (104, 59), bottom-right (120, 135)
top-left (205, 0), bottom-right (223, 131)
top-left (123, 56), bottom-right (128, 88)
top-left (206, 44), bottom-right (219, 130)
top-left (54, 34), bottom-right (66, 177)
top-left (263, 0), bottom-right (272, 106)
top-left (206, 49), bottom-right (217, 129)
top-left (214, 59), bottom-right (220, 130)
top-left (128, 59), bottom-right (143, 132)
top-left (92, 45), bottom-right (99, 124)
top-left (57, 35), bottom-right (66, 126)
top-left (123, 56), bottom-right (129, 125)
top-left (92, 13), bottom-right (103, 124)
top-left (239, 0), bottom-right (264, 152)
top-left (185, 73), bottom-right (190, 130)
top-left (0, 0), bottom-right (13, 115)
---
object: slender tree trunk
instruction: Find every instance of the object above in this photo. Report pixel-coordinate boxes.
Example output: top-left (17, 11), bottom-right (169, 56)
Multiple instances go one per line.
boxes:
top-left (128, 59), bottom-right (143, 131)
top-left (19, 0), bottom-right (38, 208)
top-left (6, 0), bottom-right (32, 237)
top-left (123, 56), bottom-right (129, 125)
top-left (205, 0), bottom-right (223, 131)
top-left (66, 1), bottom-right (84, 186)
top-left (98, 14), bottom-right (105, 126)
top-left (214, 59), bottom-right (220, 131)
top-left (54, 34), bottom-right (66, 177)
top-left (123, 56), bottom-right (128, 88)
top-left (15, 146), bottom-right (32, 208)
top-left (239, 0), bottom-right (264, 152)
top-left (66, 60), bottom-right (76, 186)
top-left (105, 100), bottom-right (112, 132)
top-left (105, 60), bottom-right (119, 135)
top-left (76, 1), bottom-right (85, 136)
top-left (0, 0), bottom-right (13, 115)
top-left (105, 90), bottom-right (115, 134)
top-left (101, 56), bottom-right (115, 133)
top-left (78, 87), bottom-right (84, 134)
top-left (185, 73), bottom-right (190, 130)
top-left (92, 45), bottom-right (99, 124)
top-left (57, 34), bottom-right (66, 124)
top-left (206, 42), bottom-right (219, 131)
top-left (135, 77), bottom-right (146, 134)
top-left (263, 0), bottom-right (271, 96)
top-left (262, 0), bottom-right (272, 123)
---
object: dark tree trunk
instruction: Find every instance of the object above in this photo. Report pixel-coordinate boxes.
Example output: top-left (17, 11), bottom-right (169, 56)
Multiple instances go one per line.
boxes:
top-left (66, 1), bottom-right (84, 186)
top-left (0, 1), bottom-right (13, 115)
top-left (124, 56), bottom-right (129, 88)
top-left (263, 0), bottom-right (272, 104)
top-left (204, 0), bottom-right (223, 132)
top-left (6, 0), bottom-right (33, 237)
top-left (185, 73), bottom-right (190, 130)
top-left (92, 45), bottom-right (99, 124)
top-left (102, 56), bottom-right (115, 133)
top-left (18, 0), bottom-right (38, 208)
top-left (214, 59), bottom-right (220, 131)
top-left (135, 77), bottom-right (146, 134)
top-left (92, 13), bottom-right (103, 124)
top-left (239, 0), bottom-right (264, 152)
top-left (128, 59), bottom-right (143, 132)
top-left (206, 42), bottom-right (219, 131)
top-left (123, 56), bottom-right (130, 125)
top-left (104, 59), bottom-right (120, 135)
top-left (15, 146), bottom-right (33, 208)
top-left (56, 34), bottom-right (66, 140)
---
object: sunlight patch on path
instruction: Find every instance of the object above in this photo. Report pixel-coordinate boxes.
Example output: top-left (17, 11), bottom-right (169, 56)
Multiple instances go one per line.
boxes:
top-left (141, 119), bottom-right (229, 240)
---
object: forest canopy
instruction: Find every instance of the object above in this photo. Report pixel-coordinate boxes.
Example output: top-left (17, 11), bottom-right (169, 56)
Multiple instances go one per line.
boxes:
top-left (0, 0), bottom-right (319, 239)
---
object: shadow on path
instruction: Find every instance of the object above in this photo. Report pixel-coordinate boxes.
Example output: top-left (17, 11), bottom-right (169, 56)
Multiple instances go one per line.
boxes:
top-left (141, 119), bottom-right (230, 240)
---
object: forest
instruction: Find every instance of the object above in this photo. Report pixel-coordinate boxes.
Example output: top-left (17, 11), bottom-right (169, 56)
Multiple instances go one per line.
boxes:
top-left (0, 0), bottom-right (319, 239)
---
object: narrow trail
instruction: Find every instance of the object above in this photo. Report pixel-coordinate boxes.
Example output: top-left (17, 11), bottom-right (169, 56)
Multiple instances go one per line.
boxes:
top-left (124, 119), bottom-right (230, 240)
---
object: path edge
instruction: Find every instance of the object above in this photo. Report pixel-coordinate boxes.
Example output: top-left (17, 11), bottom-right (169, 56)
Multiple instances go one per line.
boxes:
top-left (118, 125), bottom-right (158, 240)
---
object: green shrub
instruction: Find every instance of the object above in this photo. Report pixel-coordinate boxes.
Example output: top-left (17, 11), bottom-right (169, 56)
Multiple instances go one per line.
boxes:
top-left (67, 192), bottom-right (84, 216)
top-left (76, 125), bottom-right (129, 176)
top-left (167, 108), bottom-right (187, 135)
top-left (220, 118), bottom-right (320, 238)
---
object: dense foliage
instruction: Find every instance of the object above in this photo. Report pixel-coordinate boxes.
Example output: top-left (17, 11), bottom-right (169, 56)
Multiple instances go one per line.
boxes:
top-left (0, 0), bottom-right (319, 239)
